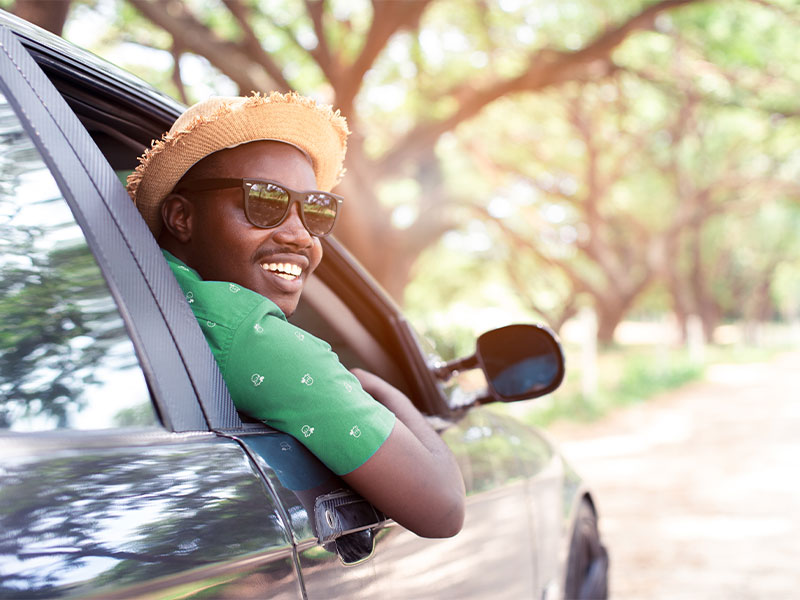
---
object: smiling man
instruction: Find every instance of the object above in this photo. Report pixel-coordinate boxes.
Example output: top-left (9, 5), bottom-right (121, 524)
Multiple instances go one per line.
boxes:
top-left (127, 92), bottom-right (465, 538)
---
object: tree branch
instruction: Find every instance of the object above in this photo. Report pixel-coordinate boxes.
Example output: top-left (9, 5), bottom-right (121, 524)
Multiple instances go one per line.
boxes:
top-left (222, 0), bottom-right (292, 91)
top-left (129, 0), bottom-right (274, 92)
top-left (469, 203), bottom-right (601, 299)
top-left (377, 0), bottom-right (703, 173)
top-left (170, 43), bottom-right (189, 105)
top-left (11, 0), bottom-right (71, 35)
top-left (505, 260), bottom-right (580, 330)
top-left (623, 63), bottom-right (800, 119)
top-left (303, 0), bottom-right (338, 84)
top-left (338, 0), bottom-right (431, 111)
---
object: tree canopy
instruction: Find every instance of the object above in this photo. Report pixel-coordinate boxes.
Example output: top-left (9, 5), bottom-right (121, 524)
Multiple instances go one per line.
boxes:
top-left (9, 0), bottom-right (800, 344)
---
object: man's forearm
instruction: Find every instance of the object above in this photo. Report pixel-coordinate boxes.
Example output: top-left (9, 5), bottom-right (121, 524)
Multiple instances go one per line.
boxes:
top-left (350, 368), bottom-right (466, 506)
top-left (358, 371), bottom-right (458, 461)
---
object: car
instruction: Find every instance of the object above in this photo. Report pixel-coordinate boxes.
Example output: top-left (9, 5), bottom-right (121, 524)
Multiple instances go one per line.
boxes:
top-left (0, 9), bottom-right (607, 600)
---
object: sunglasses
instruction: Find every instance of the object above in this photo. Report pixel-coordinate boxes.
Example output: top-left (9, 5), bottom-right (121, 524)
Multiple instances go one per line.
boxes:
top-left (175, 177), bottom-right (343, 237)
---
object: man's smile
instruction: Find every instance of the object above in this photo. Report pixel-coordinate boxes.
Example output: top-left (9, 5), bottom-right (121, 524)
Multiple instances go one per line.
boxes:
top-left (261, 261), bottom-right (303, 281)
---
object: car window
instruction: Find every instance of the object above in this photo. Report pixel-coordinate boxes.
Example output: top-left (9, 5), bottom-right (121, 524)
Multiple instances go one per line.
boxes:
top-left (0, 92), bottom-right (156, 432)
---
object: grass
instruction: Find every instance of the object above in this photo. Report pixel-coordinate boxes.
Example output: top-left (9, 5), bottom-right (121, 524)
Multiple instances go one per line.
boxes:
top-left (516, 339), bottom-right (790, 429)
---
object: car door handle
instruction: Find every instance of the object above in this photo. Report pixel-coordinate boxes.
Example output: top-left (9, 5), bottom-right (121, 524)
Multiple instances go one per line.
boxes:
top-left (314, 488), bottom-right (386, 542)
top-left (314, 488), bottom-right (387, 565)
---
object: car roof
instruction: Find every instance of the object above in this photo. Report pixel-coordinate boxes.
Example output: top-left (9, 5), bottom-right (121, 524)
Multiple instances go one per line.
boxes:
top-left (0, 9), bottom-right (182, 118)
top-left (1, 9), bottom-right (183, 169)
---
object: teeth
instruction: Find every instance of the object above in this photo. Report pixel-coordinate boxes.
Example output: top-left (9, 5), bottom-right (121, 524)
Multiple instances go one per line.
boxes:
top-left (261, 262), bottom-right (302, 278)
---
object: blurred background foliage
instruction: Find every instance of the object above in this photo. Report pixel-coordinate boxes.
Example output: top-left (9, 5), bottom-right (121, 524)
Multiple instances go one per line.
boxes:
top-left (6, 0), bottom-right (799, 417)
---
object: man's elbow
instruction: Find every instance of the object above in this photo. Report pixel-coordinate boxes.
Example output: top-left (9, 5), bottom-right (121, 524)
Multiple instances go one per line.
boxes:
top-left (436, 502), bottom-right (466, 538)
top-left (415, 493), bottom-right (466, 539)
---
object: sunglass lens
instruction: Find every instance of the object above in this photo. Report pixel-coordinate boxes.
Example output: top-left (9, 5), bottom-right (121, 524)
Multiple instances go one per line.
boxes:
top-left (303, 193), bottom-right (338, 236)
top-left (247, 182), bottom-right (290, 227)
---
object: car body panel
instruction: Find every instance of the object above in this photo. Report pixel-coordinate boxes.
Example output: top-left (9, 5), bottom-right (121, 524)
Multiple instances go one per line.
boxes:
top-left (0, 431), bottom-right (300, 599)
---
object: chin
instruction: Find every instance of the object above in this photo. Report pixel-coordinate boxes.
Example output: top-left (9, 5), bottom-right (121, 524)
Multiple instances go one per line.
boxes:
top-left (282, 299), bottom-right (301, 317)
top-left (275, 299), bottom-right (299, 318)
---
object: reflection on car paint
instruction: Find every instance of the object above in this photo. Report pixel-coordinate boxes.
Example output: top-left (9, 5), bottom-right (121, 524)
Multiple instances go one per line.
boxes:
top-left (0, 96), bottom-right (153, 432)
top-left (0, 439), bottom-right (296, 599)
top-left (299, 409), bottom-right (553, 598)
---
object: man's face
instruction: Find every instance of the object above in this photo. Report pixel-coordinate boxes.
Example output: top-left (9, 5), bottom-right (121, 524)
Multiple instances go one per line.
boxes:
top-left (174, 141), bottom-right (323, 317)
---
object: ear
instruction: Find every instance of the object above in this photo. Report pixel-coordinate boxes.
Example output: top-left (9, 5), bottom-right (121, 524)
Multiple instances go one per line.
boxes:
top-left (160, 193), bottom-right (194, 243)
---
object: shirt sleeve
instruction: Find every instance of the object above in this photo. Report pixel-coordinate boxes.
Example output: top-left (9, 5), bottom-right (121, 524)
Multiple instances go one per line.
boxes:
top-left (221, 302), bottom-right (396, 476)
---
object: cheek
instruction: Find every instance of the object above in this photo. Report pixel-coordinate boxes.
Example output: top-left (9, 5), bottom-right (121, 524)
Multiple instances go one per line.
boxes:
top-left (192, 204), bottom-right (256, 266)
top-left (197, 201), bottom-right (251, 244)
top-left (309, 240), bottom-right (324, 272)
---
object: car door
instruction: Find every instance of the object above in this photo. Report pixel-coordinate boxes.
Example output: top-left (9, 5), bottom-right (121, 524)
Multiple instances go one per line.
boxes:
top-left (480, 409), bottom-right (566, 595)
top-left (0, 21), bottom-right (303, 599)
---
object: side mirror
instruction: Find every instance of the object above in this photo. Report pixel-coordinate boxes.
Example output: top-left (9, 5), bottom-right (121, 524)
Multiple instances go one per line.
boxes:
top-left (434, 324), bottom-right (565, 403)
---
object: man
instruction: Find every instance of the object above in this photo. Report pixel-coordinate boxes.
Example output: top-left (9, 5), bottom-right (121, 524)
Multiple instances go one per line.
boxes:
top-left (127, 92), bottom-right (465, 538)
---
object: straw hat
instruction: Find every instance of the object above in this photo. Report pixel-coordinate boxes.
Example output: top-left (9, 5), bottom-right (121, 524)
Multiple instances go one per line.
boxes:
top-left (127, 91), bottom-right (349, 237)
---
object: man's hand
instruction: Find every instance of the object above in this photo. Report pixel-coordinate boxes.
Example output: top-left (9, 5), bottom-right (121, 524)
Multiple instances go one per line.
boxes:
top-left (342, 369), bottom-right (466, 538)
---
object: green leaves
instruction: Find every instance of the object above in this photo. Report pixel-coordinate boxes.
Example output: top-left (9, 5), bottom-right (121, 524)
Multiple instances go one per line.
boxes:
top-left (55, 0), bottom-right (800, 344)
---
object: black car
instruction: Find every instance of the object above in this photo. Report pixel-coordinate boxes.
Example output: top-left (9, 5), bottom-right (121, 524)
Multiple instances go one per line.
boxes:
top-left (0, 10), bottom-right (607, 599)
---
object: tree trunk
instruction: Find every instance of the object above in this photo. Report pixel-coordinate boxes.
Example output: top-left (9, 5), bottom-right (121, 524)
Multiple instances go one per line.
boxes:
top-left (595, 302), bottom-right (627, 346)
top-left (662, 233), bottom-right (690, 344)
top-left (686, 222), bottom-right (719, 342)
top-left (11, 0), bottom-right (71, 35)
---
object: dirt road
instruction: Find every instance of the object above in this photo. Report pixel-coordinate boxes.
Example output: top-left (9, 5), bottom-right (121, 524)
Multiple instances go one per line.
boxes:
top-left (547, 351), bottom-right (800, 599)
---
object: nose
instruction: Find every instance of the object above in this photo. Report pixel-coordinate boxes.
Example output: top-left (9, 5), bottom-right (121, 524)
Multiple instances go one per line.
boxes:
top-left (271, 201), bottom-right (313, 247)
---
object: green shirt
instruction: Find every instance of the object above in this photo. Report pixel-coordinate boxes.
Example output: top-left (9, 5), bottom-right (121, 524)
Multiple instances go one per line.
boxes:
top-left (163, 250), bottom-right (395, 475)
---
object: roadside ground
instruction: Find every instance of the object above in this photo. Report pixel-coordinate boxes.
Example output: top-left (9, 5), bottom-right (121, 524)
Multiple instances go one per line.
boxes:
top-left (547, 351), bottom-right (800, 599)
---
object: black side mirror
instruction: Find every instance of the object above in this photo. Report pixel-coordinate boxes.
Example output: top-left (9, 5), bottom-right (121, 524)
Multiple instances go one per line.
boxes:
top-left (434, 324), bottom-right (565, 403)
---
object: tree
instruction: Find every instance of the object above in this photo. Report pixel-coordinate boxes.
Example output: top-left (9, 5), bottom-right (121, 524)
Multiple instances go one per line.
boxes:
top-left (8, 0), bottom-right (70, 34)
top-left (11, 0), bottom-right (800, 345)
top-left (0, 101), bottom-right (145, 429)
top-left (12, 0), bottom-right (707, 300)
top-left (409, 0), bottom-right (800, 344)
top-left (626, 3), bottom-right (800, 340)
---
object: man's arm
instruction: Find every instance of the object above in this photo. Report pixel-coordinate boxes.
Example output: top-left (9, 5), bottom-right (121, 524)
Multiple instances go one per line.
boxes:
top-left (343, 368), bottom-right (466, 538)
